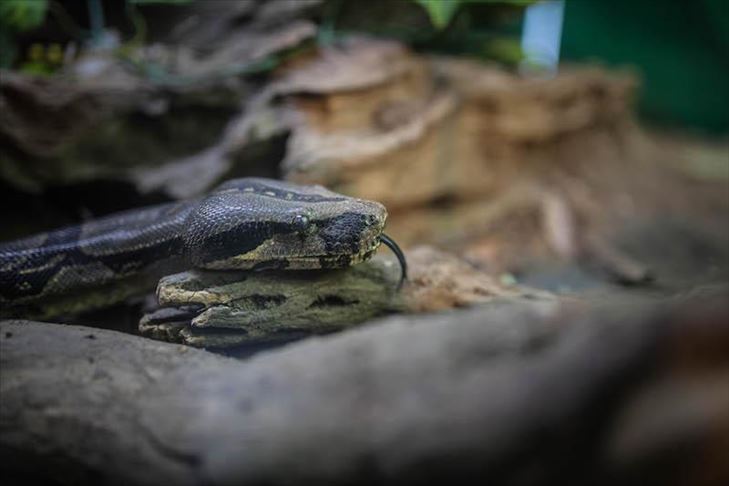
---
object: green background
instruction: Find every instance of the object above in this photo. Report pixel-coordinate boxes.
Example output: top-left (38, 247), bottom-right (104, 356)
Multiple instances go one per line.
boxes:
top-left (560, 0), bottom-right (729, 134)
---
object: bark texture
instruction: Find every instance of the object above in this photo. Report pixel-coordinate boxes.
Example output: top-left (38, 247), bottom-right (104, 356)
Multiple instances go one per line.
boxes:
top-left (2, 289), bottom-right (727, 486)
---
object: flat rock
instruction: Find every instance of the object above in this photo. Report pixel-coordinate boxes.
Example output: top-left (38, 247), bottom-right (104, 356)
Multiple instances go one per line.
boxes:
top-left (139, 247), bottom-right (548, 347)
top-left (140, 256), bottom-right (402, 347)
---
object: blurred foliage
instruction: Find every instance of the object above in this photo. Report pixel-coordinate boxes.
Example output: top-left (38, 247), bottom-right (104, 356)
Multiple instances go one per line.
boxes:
top-left (0, 0), bottom-right (194, 71)
top-left (0, 0), bottom-right (48, 31)
top-left (0, 0), bottom-right (722, 137)
top-left (0, 0), bottom-right (49, 68)
top-left (1, 0), bottom-right (535, 71)
top-left (481, 37), bottom-right (523, 64)
top-left (19, 42), bottom-right (64, 76)
top-left (323, 0), bottom-right (534, 66)
top-left (415, 0), bottom-right (535, 30)
top-left (414, 0), bottom-right (461, 29)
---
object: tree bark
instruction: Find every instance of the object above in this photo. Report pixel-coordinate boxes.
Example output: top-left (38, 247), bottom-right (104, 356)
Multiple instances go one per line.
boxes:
top-left (1, 289), bottom-right (728, 485)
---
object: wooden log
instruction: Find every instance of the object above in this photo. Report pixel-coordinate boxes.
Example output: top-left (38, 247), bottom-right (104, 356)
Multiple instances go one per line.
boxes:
top-left (1, 289), bottom-right (728, 485)
top-left (139, 248), bottom-right (547, 348)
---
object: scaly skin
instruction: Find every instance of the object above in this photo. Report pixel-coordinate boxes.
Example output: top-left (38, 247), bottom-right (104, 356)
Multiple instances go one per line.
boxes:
top-left (0, 178), bottom-right (391, 318)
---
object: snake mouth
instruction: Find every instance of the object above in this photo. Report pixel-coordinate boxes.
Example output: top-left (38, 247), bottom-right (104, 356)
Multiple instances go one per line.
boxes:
top-left (241, 232), bottom-right (407, 291)
top-left (327, 233), bottom-right (407, 289)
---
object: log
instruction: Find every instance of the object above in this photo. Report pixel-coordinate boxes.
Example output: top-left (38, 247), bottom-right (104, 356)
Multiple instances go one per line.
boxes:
top-left (1, 289), bottom-right (728, 485)
top-left (138, 247), bottom-right (549, 348)
top-left (139, 256), bottom-right (402, 347)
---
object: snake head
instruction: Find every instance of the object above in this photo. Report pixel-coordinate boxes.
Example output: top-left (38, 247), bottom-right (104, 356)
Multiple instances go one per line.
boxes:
top-left (183, 179), bottom-right (387, 271)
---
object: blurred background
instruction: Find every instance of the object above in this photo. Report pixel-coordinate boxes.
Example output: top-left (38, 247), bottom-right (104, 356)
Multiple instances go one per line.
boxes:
top-left (0, 1), bottom-right (728, 484)
top-left (1, 0), bottom-right (727, 294)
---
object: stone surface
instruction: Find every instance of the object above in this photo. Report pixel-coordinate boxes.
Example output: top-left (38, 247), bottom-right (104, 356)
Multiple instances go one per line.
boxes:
top-left (3, 290), bottom-right (728, 485)
top-left (139, 247), bottom-right (548, 347)
top-left (281, 52), bottom-right (638, 211)
top-left (401, 245), bottom-right (553, 312)
top-left (140, 256), bottom-right (402, 347)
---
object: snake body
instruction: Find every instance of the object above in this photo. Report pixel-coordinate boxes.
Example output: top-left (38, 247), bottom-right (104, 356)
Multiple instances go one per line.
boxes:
top-left (0, 178), bottom-right (400, 316)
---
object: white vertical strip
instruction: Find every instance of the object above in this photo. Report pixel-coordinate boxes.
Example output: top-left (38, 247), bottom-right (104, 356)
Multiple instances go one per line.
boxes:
top-left (520, 0), bottom-right (565, 74)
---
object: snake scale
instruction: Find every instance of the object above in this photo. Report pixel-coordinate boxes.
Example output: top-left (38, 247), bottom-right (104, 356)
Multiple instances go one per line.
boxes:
top-left (0, 178), bottom-right (406, 317)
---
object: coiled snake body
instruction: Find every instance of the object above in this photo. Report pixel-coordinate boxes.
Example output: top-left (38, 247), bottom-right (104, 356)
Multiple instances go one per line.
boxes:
top-left (0, 178), bottom-right (405, 317)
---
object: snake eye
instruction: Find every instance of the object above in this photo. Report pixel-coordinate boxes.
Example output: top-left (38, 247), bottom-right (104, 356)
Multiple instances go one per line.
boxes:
top-left (293, 214), bottom-right (310, 232)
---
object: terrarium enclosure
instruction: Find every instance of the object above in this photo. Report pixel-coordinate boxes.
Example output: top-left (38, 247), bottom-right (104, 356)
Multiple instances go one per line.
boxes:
top-left (1, 1), bottom-right (728, 485)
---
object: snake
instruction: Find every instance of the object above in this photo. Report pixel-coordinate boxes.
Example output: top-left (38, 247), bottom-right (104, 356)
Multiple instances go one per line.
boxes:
top-left (0, 178), bottom-right (407, 318)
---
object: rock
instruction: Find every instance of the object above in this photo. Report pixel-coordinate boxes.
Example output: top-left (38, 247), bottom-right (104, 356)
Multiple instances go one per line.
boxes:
top-left (2, 290), bottom-right (728, 485)
top-left (139, 247), bottom-right (549, 347)
top-left (271, 40), bottom-right (636, 208)
top-left (401, 245), bottom-right (553, 313)
top-left (280, 51), bottom-right (638, 212)
top-left (140, 256), bottom-right (402, 347)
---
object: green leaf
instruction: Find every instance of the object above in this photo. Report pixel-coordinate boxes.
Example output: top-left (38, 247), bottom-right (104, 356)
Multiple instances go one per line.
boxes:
top-left (0, 0), bottom-right (49, 31)
top-left (415, 0), bottom-right (461, 30)
top-left (482, 37), bottom-right (525, 64)
top-left (414, 0), bottom-right (535, 30)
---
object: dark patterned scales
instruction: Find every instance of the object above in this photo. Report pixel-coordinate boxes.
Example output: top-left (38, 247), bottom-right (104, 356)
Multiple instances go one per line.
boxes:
top-left (0, 178), bottom-right (401, 316)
